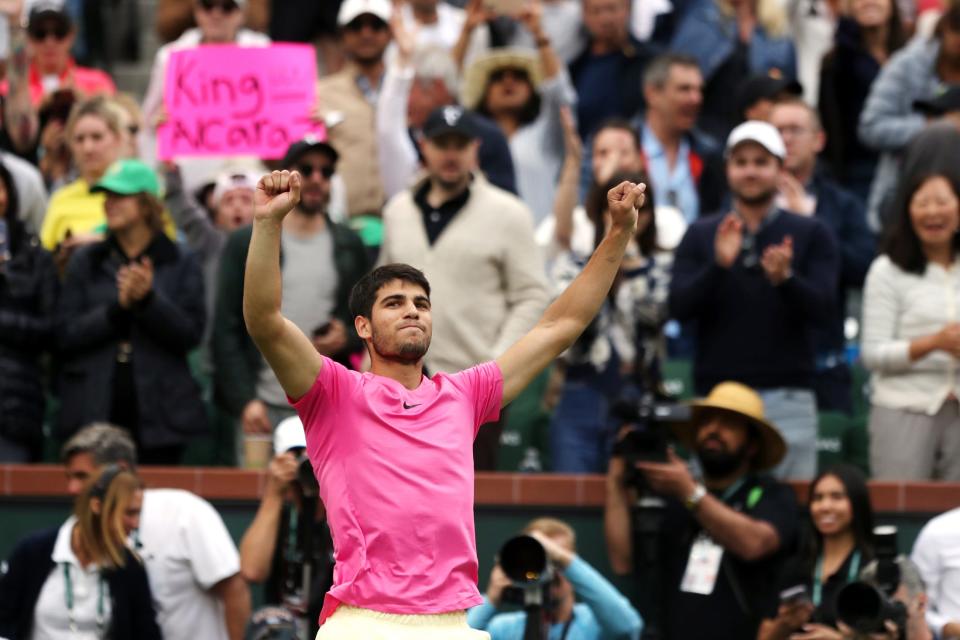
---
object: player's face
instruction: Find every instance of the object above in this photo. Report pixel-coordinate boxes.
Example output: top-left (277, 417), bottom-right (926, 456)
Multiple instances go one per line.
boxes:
top-left (362, 280), bottom-right (433, 363)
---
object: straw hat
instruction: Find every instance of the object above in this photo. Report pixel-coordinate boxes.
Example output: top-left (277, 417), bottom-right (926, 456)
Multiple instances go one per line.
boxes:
top-left (670, 382), bottom-right (787, 470)
top-left (460, 48), bottom-right (544, 111)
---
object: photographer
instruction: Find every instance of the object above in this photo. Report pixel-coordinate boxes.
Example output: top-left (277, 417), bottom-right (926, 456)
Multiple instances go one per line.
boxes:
top-left (836, 557), bottom-right (933, 640)
top-left (239, 416), bottom-right (334, 639)
top-left (467, 518), bottom-right (642, 639)
top-left (605, 381), bottom-right (800, 640)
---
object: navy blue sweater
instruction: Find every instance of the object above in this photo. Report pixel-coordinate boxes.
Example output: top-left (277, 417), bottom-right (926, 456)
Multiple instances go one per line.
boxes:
top-left (669, 209), bottom-right (839, 393)
top-left (0, 527), bottom-right (162, 640)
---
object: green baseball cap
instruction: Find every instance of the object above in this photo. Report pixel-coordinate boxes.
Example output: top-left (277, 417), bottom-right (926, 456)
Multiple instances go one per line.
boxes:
top-left (91, 159), bottom-right (161, 197)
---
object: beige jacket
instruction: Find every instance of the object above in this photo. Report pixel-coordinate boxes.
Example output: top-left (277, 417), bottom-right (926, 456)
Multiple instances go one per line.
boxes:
top-left (380, 175), bottom-right (549, 374)
top-left (317, 65), bottom-right (386, 217)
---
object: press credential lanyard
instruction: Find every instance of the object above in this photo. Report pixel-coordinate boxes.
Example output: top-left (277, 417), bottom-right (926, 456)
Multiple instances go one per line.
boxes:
top-left (63, 563), bottom-right (106, 636)
top-left (812, 550), bottom-right (861, 607)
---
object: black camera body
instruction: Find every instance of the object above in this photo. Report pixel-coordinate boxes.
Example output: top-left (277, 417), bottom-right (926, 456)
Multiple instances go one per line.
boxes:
top-left (836, 526), bottom-right (909, 636)
top-left (611, 394), bottom-right (690, 490)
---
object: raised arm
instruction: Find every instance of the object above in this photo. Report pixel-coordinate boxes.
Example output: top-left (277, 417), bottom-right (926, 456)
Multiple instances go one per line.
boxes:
top-left (496, 181), bottom-right (645, 406)
top-left (243, 171), bottom-right (323, 400)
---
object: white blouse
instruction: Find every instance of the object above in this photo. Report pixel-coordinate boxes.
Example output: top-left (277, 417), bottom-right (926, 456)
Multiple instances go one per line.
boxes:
top-left (31, 517), bottom-right (111, 640)
top-left (861, 254), bottom-right (960, 414)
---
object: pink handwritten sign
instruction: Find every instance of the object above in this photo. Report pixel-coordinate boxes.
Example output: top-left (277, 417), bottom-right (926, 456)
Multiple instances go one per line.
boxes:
top-left (158, 44), bottom-right (324, 160)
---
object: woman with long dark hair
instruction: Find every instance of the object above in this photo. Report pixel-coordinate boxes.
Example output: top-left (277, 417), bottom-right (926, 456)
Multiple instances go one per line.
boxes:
top-left (757, 464), bottom-right (875, 639)
top-left (0, 161), bottom-right (58, 462)
top-left (548, 170), bottom-right (673, 472)
top-left (0, 466), bottom-right (161, 639)
top-left (862, 171), bottom-right (960, 480)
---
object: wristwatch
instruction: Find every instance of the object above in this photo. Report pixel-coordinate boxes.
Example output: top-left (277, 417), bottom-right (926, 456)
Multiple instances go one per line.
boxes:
top-left (684, 483), bottom-right (707, 511)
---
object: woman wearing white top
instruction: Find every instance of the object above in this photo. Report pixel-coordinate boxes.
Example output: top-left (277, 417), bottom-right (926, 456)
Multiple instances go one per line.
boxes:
top-left (0, 466), bottom-right (161, 639)
top-left (861, 172), bottom-right (960, 480)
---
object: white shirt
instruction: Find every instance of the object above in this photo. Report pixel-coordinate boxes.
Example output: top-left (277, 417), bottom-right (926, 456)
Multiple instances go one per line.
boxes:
top-left (861, 255), bottom-right (960, 414)
top-left (911, 507), bottom-right (960, 635)
top-left (137, 489), bottom-right (240, 640)
top-left (32, 517), bottom-right (112, 640)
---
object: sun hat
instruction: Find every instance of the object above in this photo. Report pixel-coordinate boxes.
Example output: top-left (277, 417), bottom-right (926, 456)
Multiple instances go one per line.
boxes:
top-left (670, 381), bottom-right (787, 470)
top-left (460, 48), bottom-right (544, 111)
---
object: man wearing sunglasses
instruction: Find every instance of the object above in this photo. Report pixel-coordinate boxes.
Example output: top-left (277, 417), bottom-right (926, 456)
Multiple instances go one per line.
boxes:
top-left (0, 1), bottom-right (115, 107)
top-left (213, 136), bottom-right (370, 454)
top-left (315, 0), bottom-right (393, 229)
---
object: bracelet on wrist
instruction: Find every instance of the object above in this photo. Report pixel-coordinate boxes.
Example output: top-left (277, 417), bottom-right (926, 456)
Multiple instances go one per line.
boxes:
top-left (535, 37), bottom-right (550, 48)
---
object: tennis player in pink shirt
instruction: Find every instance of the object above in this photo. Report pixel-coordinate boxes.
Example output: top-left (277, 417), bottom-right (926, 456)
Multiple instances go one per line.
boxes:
top-left (243, 169), bottom-right (645, 639)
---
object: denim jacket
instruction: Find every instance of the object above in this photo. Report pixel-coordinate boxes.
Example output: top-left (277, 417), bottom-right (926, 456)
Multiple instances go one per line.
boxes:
top-left (670, 0), bottom-right (797, 82)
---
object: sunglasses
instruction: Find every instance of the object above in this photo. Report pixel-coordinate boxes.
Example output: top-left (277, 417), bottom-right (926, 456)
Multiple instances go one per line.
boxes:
top-left (198, 0), bottom-right (239, 12)
top-left (297, 164), bottom-right (335, 180)
top-left (28, 22), bottom-right (70, 41)
top-left (344, 16), bottom-right (389, 32)
top-left (489, 67), bottom-right (529, 84)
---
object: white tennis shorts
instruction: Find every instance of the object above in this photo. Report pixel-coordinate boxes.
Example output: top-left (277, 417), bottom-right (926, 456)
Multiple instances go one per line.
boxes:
top-left (315, 605), bottom-right (490, 640)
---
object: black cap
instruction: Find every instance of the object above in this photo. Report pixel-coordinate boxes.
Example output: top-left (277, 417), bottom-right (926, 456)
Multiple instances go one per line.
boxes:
top-left (243, 607), bottom-right (298, 640)
top-left (422, 106), bottom-right (478, 140)
top-left (914, 86), bottom-right (960, 116)
top-left (280, 134), bottom-right (339, 169)
top-left (28, 1), bottom-right (71, 29)
top-left (736, 73), bottom-right (803, 117)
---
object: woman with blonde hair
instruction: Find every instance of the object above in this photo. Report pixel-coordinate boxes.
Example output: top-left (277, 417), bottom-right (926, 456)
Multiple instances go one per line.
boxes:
top-left (39, 96), bottom-right (126, 253)
top-left (0, 466), bottom-right (161, 639)
top-left (670, 0), bottom-right (796, 140)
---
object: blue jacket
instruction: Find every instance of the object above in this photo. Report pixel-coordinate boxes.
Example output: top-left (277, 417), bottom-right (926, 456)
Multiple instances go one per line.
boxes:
top-left (0, 527), bottom-right (162, 640)
top-left (670, 0), bottom-right (796, 82)
top-left (467, 556), bottom-right (642, 640)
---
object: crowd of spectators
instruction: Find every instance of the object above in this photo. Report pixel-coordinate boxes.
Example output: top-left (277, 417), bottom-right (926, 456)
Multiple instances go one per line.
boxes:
top-left (1, 0), bottom-right (960, 636)
top-left (2, 0), bottom-right (960, 479)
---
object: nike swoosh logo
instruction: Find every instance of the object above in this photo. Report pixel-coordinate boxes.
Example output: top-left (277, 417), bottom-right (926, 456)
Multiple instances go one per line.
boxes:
top-left (403, 402), bottom-right (422, 409)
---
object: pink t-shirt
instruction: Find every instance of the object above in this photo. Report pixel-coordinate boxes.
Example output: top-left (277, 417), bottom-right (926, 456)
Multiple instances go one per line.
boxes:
top-left (291, 356), bottom-right (503, 623)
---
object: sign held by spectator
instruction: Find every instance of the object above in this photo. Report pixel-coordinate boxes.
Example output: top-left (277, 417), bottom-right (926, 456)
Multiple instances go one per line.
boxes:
top-left (158, 44), bottom-right (323, 160)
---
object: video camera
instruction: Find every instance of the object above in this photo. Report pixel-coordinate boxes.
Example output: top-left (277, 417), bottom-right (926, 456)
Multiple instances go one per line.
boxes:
top-left (836, 526), bottom-right (908, 637)
top-left (610, 392), bottom-right (690, 490)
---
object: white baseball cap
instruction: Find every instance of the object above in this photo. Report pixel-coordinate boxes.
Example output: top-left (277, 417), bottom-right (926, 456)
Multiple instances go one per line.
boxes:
top-left (725, 120), bottom-right (786, 161)
top-left (337, 0), bottom-right (392, 26)
top-left (211, 170), bottom-right (259, 206)
top-left (274, 416), bottom-right (307, 454)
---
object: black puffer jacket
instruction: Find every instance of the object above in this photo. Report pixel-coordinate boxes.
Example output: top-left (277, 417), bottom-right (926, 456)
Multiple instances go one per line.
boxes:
top-left (55, 233), bottom-right (207, 446)
top-left (0, 219), bottom-right (57, 452)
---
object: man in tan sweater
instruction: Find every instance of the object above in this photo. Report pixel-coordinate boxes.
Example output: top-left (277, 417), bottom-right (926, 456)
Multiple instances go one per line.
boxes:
top-left (379, 106), bottom-right (549, 469)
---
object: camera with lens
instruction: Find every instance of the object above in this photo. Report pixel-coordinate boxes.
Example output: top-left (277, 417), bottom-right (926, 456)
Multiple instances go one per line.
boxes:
top-left (610, 391), bottom-right (690, 490)
top-left (836, 526), bottom-right (908, 637)
top-left (497, 535), bottom-right (555, 609)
